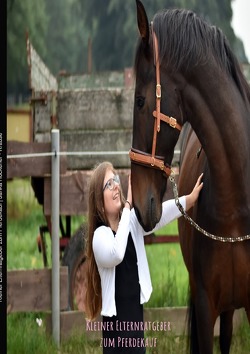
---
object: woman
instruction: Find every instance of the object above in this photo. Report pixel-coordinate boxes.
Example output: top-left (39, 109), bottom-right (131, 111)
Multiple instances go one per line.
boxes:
top-left (85, 161), bottom-right (203, 353)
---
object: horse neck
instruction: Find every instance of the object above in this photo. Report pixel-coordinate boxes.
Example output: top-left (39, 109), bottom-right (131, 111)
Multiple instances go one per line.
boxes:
top-left (183, 70), bottom-right (250, 212)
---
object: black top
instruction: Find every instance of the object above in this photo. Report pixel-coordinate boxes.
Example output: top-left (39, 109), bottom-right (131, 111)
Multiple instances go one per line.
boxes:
top-left (102, 232), bottom-right (146, 354)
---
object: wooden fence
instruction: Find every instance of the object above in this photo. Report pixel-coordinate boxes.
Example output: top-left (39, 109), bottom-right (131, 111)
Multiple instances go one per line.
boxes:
top-left (7, 267), bottom-right (244, 342)
top-left (7, 267), bottom-right (68, 313)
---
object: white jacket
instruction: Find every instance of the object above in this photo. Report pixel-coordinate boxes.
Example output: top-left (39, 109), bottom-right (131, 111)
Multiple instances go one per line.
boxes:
top-left (92, 196), bottom-right (186, 317)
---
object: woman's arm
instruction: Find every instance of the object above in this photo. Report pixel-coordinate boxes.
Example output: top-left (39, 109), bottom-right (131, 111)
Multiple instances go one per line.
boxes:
top-left (93, 208), bottom-right (131, 268)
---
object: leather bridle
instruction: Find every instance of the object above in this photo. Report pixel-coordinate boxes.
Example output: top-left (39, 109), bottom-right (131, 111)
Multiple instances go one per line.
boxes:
top-left (129, 24), bottom-right (182, 177)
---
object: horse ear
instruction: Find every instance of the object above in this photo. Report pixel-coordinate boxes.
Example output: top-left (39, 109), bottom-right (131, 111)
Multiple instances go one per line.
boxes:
top-left (136, 0), bottom-right (149, 44)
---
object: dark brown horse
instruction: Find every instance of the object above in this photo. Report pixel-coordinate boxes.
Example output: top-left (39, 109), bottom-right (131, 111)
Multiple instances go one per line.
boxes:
top-left (130, 1), bottom-right (250, 353)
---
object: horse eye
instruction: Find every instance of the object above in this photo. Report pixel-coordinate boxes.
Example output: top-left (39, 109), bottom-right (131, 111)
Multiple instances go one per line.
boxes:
top-left (136, 96), bottom-right (145, 109)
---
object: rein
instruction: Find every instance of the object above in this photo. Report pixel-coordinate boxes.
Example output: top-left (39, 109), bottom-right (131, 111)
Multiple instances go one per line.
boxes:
top-left (129, 24), bottom-right (182, 176)
top-left (169, 172), bottom-right (250, 242)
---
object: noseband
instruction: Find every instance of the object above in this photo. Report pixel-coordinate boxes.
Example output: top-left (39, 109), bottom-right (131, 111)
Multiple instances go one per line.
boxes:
top-left (129, 24), bottom-right (182, 177)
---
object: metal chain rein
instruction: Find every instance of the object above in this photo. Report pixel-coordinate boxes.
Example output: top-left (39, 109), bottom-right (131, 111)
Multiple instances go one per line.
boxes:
top-left (169, 173), bottom-right (250, 243)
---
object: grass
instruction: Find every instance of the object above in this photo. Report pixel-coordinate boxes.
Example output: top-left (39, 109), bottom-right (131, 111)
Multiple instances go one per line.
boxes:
top-left (7, 178), bottom-right (250, 353)
top-left (7, 313), bottom-right (57, 354)
top-left (7, 178), bottom-right (45, 270)
top-left (145, 238), bottom-right (189, 308)
top-left (7, 312), bottom-right (250, 354)
top-left (7, 178), bottom-right (84, 270)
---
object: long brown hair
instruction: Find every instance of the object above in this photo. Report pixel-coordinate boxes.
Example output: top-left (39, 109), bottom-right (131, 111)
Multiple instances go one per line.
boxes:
top-left (85, 161), bottom-right (125, 320)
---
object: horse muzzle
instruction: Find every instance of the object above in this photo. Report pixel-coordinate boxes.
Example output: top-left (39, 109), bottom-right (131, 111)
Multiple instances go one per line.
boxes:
top-left (134, 193), bottom-right (163, 232)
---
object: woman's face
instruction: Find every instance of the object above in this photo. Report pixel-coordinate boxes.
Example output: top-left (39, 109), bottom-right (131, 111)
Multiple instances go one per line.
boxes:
top-left (103, 168), bottom-right (122, 218)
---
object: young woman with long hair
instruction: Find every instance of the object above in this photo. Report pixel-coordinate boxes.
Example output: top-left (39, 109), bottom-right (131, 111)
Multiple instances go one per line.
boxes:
top-left (85, 161), bottom-right (203, 353)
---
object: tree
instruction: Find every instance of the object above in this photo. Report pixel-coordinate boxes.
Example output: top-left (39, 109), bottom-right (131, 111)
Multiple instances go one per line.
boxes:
top-left (80, 0), bottom-right (247, 72)
top-left (44, 0), bottom-right (89, 75)
top-left (7, 0), bottom-right (247, 97)
top-left (7, 0), bottom-right (48, 94)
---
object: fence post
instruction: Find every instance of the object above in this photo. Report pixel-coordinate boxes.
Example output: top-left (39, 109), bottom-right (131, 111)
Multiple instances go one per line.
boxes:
top-left (51, 129), bottom-right (60, 346)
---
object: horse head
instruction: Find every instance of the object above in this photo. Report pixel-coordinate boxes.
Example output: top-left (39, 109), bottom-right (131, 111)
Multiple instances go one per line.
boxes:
top-left (131, 0), bottom-right (250, 232)
top-left (131, 0), bottom-right (185, 231)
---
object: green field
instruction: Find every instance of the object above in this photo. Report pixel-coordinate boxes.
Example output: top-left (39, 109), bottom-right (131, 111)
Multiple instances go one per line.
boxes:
top-left (7, 178), bottom-right (250, 353)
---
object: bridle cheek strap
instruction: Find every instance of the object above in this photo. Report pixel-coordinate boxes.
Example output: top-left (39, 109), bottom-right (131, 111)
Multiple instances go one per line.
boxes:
top-left (129, 25), bottom-right (182, 177)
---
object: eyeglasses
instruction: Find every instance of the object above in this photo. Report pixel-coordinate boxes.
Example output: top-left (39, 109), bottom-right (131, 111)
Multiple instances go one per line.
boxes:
top-left (103, 174), bottom-right (120, 191)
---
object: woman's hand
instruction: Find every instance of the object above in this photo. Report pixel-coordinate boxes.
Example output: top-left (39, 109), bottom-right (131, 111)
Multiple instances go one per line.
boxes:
top-left (185, 173), bottom-right (203, 211)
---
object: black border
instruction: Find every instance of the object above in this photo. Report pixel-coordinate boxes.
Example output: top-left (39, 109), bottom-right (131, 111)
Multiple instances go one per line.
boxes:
top-left (1, 0), bottom-right (7, 353)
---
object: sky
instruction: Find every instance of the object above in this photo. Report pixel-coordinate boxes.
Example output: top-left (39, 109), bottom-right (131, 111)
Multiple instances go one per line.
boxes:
top-left (231, 0), bottom-right (250, 62)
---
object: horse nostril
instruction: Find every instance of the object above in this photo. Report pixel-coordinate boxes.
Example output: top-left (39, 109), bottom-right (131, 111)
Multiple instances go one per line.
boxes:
top-left (150, 196), bottom-right (155, 210)
top-left (134, 195), bottom-right (161, 232)
top-left (150, 197), bottom-right (158, 227)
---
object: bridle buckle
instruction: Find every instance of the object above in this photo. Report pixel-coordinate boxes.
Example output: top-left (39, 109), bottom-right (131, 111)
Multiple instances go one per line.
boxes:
top-left (156, 84), bottom-right (161, 98)
top-left (169, 117), bottom-right (177, 128)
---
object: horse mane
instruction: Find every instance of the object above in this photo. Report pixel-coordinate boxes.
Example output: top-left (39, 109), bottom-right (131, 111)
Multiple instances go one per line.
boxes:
top-left (136, 8), bottom-right (250, 102)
